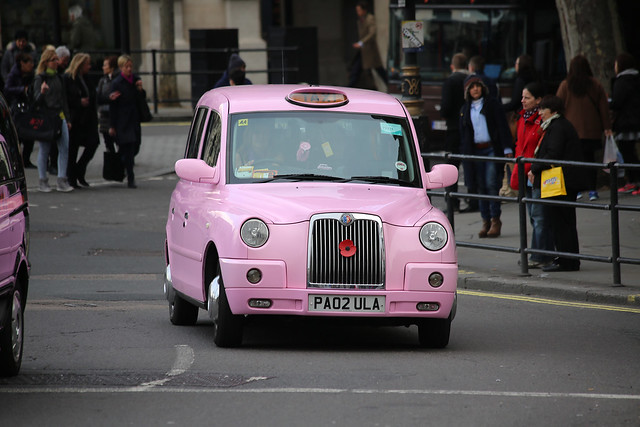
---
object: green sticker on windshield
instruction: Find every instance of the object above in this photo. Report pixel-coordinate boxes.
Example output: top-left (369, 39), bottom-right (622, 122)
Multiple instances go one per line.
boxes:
top-left (380, 123), bottom-right (402, 136)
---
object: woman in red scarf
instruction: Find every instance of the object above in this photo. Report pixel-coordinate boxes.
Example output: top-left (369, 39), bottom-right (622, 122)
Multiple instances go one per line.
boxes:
top-left (511, 82), bottom-right (554, 268)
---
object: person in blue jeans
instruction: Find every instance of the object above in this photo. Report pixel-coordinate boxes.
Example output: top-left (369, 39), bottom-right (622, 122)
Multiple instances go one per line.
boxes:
top-left (32, 48), bottom-right (73, 193)
top-left (459, 75), bottom-right (513, 237)
top-left (510, 82), bottom-right (554, 268)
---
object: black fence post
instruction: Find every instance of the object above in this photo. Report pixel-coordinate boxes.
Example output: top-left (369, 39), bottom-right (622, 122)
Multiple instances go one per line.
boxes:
top-left (516, 157), bottom-right (529, 276)
top-left (152, 49), bottom-right (158, 114)
top-left (609, 162), bottom-right (622, 285)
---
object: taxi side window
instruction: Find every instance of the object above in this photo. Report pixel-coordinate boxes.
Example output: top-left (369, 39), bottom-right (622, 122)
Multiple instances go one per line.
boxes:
top-left (0, 140), bottom-right (11, 183)
top-left (0, 97), bottom-right (21, 180)
top-left (184, 107), bottom-right (209, 159)
top-left (201, 111), bottom-right (222, 167)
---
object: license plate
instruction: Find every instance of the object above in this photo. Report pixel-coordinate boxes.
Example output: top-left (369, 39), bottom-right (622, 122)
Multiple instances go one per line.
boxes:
top-left (308, 295), bottom-right (385, 313)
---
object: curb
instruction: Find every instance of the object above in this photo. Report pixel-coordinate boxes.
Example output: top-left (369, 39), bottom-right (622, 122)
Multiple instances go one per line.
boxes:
top-left (458, 276), bottom-right (640, 308)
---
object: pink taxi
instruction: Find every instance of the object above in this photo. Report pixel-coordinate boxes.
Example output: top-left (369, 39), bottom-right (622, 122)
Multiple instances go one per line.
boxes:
top-left (0, 92), bottom-right (30, 376)
top-left (164, 85), bottom-right (458, 348)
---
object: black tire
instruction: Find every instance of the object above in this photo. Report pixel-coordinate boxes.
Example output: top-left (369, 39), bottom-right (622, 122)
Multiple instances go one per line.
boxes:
top-left (212, 273), bottom-right (243, 348)
top-left (169, 293), bottom-right (199, 326)
top-left (417, 317), bottom-right (451, 349)
top-left (0, 286), bottom-right (24, 377)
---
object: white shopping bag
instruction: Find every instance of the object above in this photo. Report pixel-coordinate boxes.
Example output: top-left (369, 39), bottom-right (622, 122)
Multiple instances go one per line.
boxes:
top-left (603, 134), bottom-right (624, 178)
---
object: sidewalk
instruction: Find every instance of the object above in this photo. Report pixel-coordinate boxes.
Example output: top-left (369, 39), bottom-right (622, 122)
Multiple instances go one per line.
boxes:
top-left (22, 105), bottom-right (640, 308)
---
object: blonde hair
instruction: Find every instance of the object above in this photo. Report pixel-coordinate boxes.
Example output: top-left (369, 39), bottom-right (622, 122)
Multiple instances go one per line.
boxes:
top-left (65, 53), bottom-right (90, 79)
top-left (36, 49), bottom-right (57, 74)
top-left (117, 54), bottom-right (133, 70)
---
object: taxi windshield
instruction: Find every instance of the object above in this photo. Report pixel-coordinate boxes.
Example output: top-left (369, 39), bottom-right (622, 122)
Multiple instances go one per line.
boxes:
top-left (228, 111), bottom-right (421, 187)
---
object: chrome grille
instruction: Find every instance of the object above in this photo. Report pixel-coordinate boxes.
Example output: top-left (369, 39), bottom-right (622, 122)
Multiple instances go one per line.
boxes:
top-left (308, 213), bottom-right (384, 289)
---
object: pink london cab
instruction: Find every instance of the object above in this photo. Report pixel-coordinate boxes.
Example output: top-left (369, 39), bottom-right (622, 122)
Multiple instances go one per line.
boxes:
top-left (164, 85), bottom-right (458, 348)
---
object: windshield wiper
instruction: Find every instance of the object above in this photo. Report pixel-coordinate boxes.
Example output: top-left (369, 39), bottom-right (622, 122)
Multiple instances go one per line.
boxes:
top-left (261, 174), bottom-right (346, 182)
top-left (348, 176), bottom-right (409, 186)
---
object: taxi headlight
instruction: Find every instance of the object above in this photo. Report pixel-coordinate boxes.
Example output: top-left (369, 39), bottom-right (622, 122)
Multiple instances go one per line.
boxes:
top-left (241, 219), bottom-right (269, 248)
top-left (419, 222), bottom-right (448, 251)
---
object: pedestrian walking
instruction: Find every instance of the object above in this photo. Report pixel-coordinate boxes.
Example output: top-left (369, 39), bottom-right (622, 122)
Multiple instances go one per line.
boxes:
top-left (109, 55), bottom-right (144, 188)
top-left (64, 52), bottom-right (100, 188)
top-left (32, 48), bottom-right (73, 192)
top-left (556, 54), bottom-right (612, 201)
top-left (96, 55), bottom-right (119, 153)
top-left (459, 75), bottom-right (513, 238)
top-left (349, 1), bottom-right (387, 89)
top-left (3, 52), bottom-right (36, 168)
top-left (440, 52), bottom-right (468, 212)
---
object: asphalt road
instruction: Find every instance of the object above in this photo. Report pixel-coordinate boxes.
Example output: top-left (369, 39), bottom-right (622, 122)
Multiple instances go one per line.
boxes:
top-left (1, 166), bottom-right (639, 426)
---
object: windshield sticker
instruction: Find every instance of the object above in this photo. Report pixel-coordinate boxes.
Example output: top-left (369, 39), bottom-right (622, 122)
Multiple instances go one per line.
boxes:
top-left (236, 165), bottom-right (254, 178)
top-left (380, 123), bottom-right (402, 136)
top-left (395, 161), bottom-right (407, 171)
top-left (252, 169), bottom-right (277, 178)
top-left (322, 142), bottom-right (334, 157)
top-left (238, 118), bottom-right (248, 127)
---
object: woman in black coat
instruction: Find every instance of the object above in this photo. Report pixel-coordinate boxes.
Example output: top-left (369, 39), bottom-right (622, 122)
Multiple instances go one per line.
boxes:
top-left (64, 53), bottom-right (100, 187)
top-left (109, 55), bottom-right (144, 188)
top-left (529, 95), bottom-right (584, 272)
top-left (96, 55), bottom-right (118, 153)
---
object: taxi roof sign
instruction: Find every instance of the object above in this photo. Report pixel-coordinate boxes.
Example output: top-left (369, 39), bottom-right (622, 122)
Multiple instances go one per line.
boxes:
top-left (286, 88), bottom-right (348, 108)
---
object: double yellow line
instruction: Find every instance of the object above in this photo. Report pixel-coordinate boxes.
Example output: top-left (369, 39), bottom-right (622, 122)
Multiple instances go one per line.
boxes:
top-left (459, 290), bottom-right (640, 314)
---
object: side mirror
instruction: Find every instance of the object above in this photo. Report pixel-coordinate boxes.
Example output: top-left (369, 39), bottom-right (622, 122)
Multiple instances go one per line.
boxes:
top-left (175, 159), bottom-right (219, 184)
top-left (424, 163), bottom-right (458, 189)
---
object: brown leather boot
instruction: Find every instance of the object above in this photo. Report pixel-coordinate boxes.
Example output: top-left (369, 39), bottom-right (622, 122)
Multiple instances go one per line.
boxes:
top-left (478, 220), bottom-right (491, 238)
top-left (487, 217), bottom-right (502, 237)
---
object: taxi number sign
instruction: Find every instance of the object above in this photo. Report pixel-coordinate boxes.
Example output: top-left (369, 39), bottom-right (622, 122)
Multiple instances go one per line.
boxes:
top-left (287, 91), bottom-right (348, 107)
top-left (308, 295), bottom-right (385, 313)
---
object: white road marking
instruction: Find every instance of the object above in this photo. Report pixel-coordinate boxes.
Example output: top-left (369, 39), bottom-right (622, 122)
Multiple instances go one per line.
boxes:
top-left (140, 345), bottom-right (194, 388)
top-left (167, 345), bottom-right (195, 377)
top-left (1, 387), bottom-right (639, 400)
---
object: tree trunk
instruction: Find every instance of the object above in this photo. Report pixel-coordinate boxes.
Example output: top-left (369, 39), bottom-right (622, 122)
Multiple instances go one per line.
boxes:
top-left (555, 0), bottom-right (624, 91)
top-left (159, 0), bottom-right (180, 106)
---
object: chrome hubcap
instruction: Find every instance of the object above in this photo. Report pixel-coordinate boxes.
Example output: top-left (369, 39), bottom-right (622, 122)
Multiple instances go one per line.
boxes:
top-left (11, 291), bottom-right (23, 362)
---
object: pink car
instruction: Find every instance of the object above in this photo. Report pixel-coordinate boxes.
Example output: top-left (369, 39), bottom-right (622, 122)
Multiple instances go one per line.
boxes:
top-left (0, 92), bottom-right (30, 376)
top-left (164, 85), bottom-right (458, 348)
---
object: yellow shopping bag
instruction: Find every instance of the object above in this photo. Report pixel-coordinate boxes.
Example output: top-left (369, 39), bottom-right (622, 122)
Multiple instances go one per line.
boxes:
top-left (541, 166), bottom-right (566, 198)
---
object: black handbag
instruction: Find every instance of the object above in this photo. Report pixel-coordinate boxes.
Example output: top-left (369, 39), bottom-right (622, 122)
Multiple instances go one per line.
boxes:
top-left (103, 151), bottom-right (125, 182)
top-left (13, 103), bottom-right (62, 142)
top-left (137, 89), bottom-right (153, 123)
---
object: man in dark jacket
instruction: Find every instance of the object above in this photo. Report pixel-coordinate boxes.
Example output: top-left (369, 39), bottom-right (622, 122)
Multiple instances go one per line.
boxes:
top-left (1, 30), bottom-right (36, 83)
top-left (214, 54), bottom-right (252, 88)
top-left (4, 52), bottom-right (36, 167)
top-left (440, 52), bottom-right (468, 211)
top-left (468, 55), bottom-right (499, 101)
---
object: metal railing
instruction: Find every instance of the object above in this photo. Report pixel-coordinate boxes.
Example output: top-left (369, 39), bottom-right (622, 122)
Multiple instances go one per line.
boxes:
top-left (423, 153), bottom-right (640, 286)
top-left (86, 46), bottom-right (300, 113)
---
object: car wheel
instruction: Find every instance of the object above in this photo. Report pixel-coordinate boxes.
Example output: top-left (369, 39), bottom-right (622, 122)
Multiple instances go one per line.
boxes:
top-left (169, 293), bottom-right (199, 326)
top-left (417, 316), bottom-right (451, 349)
top-left (0, 286), bottom-right (24, 377)
top-left (208, 268), bottom-right (243, 348)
